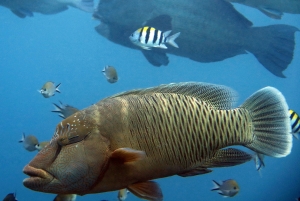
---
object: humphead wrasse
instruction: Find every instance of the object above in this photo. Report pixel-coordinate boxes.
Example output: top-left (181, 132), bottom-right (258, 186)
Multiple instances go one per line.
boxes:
top-left (0, 0), bottom-right (94, 18)
top-left (23, 82), bottom-right (292, 201)
top-left (93, 0), bottom-right (299, 77)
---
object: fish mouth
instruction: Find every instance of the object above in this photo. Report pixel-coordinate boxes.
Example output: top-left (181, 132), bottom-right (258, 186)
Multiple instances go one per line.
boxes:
top-left (23, 165), bottom-right (54, 190)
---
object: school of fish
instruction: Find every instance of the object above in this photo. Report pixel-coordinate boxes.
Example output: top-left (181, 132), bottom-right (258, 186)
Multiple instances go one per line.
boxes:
top-left (1, 0), bottom-right (299, 200)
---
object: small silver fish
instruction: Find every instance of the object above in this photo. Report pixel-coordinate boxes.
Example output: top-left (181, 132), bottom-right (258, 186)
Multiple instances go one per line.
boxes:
top-left (102, 65), bottom-right (118, 83)
top-left (129, 26), bottom-right (180, 50)
top-left (53, 194), bottom-right (76, 201)
top-left (118, 188), bottom-right (129, 201)
top-left (35, 141), bottom-right (50, 152)
top-left (52, 101), bottom-right (79, 119)
top-left (211, 179), bottom-right (240, 197)
top-left (19, 133), bottom-right (39, 152)
top-left (38, 81), bottom-right (61, 98)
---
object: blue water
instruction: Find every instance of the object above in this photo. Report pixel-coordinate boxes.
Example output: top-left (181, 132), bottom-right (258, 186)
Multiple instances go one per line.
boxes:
top-left (0, 2), bottom-right (299, 201)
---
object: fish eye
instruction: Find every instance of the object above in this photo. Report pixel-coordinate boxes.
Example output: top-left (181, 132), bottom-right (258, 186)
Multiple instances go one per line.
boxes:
top-left (55, 113), bottom-right (93, 146)
top-left (233, 187), bottom-right (237, 189)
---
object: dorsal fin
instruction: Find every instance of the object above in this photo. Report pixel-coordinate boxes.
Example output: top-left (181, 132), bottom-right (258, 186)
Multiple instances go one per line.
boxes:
top-left (105, 82), bottom-right (237, 110)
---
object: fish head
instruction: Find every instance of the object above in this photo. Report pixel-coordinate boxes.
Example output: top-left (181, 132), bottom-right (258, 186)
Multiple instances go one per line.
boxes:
top-left (222, 180), bottom-right (240, 197)
top-left (22, 135), bottom-right (39, 152)
top-left (23, 111), bottom-right (110, 194)
top-left (226, 188), bottom-right (239, 197)
top-left (38, 88), bottom-right (51, 98)
top-left (129, 29), bottom-right (141, 44)
top-left (39, 82), bottom-right (56, 98)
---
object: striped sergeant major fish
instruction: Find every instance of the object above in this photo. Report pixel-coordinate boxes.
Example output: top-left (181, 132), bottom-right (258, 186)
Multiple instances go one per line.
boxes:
top-left (289, 109), bottom-right (300, 139)
top-left (129, 26), bottom-right (180, 50)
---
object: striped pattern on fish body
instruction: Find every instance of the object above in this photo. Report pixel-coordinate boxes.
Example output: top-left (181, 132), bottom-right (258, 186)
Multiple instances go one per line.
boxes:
top-left (130, 26), bottom-right (180, 50)
top-left (96, 92), bottom-right (253, 172)
top-left (289, 109), bottom-right (300, 138)
top-left (139, 27), bottom-right (166, 48)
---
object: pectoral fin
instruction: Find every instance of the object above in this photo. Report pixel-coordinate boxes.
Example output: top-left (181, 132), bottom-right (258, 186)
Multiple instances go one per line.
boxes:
top-left (11, 9), bottom-right (33, 18)
top-left (202, 148), bottom-right (253, 168)
top-left (258, 7), bottom-right (283, 19)
top-left (127, 181), bottom-right (163, 201)
top-left (111, 148), bottom-right (146, 163)
top-left (141, 50), bottom-right (169, 66)
top-left (177, 167), bottom-right (212, 177)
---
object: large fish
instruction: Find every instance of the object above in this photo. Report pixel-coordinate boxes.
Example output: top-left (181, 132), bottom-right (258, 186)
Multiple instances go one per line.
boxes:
top-left (0, 0), bottom-right (94, 18)
top-left (227, 0), bottom-right (300, 19)
top-left (93, 0), bottom-right (299, 77)
top-left (23, 82), bottom-right (292, 201)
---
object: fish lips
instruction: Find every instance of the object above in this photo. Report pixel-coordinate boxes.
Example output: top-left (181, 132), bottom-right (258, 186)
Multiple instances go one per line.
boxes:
top-left (23, 165), bottom-right (54, 190)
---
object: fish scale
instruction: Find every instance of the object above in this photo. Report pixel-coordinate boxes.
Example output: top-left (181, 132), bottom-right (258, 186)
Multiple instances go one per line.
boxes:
top-left (104, 93), bottom-right (253, 171)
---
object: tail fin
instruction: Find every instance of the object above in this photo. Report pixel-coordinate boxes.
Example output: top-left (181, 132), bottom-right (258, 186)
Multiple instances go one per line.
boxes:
top-left (19, 133), bottom-right (25, 143)
top-left (211, 180), bottom-right (221, 191)
top-left (250, 25), bottom-right (298, 77)
top-left (241, 87), bottom-right (292, 157)
top-left (253, 152), bottom-right (265, 171)
top-left (166, 32), bottom-right (181, 48)
top-left (72, 0), bottom-right (94, 13)
top-left (55, 83), bottom-right (61, 93)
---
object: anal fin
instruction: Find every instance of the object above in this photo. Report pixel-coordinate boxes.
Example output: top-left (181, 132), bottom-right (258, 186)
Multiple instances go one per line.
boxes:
top-left (258, 7), bottom-right (283, 19)
top-left (202, 148), bottom-right (253, 168)
top-left (177, 167), bottom-right (212, 177)
top-left (128, 181), bottom-right (163, 201)
top-left (11, 9), bottom-right (33, 18)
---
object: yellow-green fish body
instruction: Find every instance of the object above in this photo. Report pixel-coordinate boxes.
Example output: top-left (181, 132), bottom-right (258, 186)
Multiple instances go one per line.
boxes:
top-left (39, 81), bottom-right (61, 98)
top-left (23, 82), bottom-right (292, 201)
top-left (19, 133), bottom-right (39, 152)
top-left (211, 179), bottom-right (239, 197)
top-left (102, 66), bottom-right (118, 83)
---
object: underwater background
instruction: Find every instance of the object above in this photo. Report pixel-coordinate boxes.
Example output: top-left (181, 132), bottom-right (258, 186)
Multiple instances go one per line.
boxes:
top-left (0, 2), bottom-right (299, 201)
